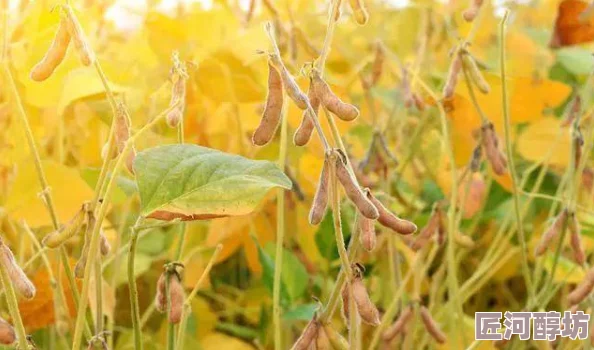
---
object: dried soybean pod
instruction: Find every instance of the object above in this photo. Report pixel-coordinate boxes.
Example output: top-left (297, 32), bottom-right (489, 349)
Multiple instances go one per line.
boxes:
top-left (322, 324), bottom-right (349, 350)
top-left (0, 240), bottom-right (36, 299)
top-left (341, 283), bottom-right (350, 324)
top-left (269, 53), bottom-right (308, 110)
top-left (315, 324), bottom-right (331, 350)
top-left (99, 230), bottom-right (111, 256)
top-left (291, 319), bottom-right (319, 350)
top-left (481, 122), bottom-right (507, 175)
top-left (114, 102), bottom-right (132, 154)
top-left (419, 306), bottom-right (447, 344)
top-left (410, 205), bottom-right (440, 251)
top-left (309, 155), bottom-right (330, 225)
top-left (351, 273), bottom-right (380, 325)
top-left (312, 70), bottom-right (360, 121)
top-left (334, 151), bottom-right (379, 219)
top-left (294, 81), bottom-right (318, 146)
top-left (166, 64), bottom-right (187, 128)
top-left (568, 212), bottom-right (586, 265)
top-left (366, 191), bottom-right (416, 235)
top-left (42, 203), bottom-right (87, 248)
top-left (534, 209), bottom-right (568, 256)
top-left (0, 318), bottom-right (15, 345)
top-left (63, 5), bottom-right (94, 66)
top-left (155, 272), bottom-right (167, 312)
top-left (253, 61), bottom-right (284, 146)
top-left (30, 20), bottom-right (71, 82)
top-left (359, 214), bottom-right (376, 252)
top-left (567, 268), bottom-right (594, 305)
top-left (348, 0), bottom-right (369, 25)
top-left (168, 274), bottom-right (184, 323)
top-left (75, 214), bottom-right (93, 279)
top-left (443, 52), bottom-right (462, 99)
top-left (382, 304), bottom-right (414, 341)
top-left (462, 0), bottom-right (483, 22)
top-left (462, 52), bottom-right (490, 94)
top-left (574, 131), bottom-right (584, 170)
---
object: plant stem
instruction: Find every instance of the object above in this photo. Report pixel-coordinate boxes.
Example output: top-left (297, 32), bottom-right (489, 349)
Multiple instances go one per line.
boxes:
top-left (0, 244), bottom-right (28, 350)
top-left (128, 217), bottom-right (145, 350)
top-left (71, 102), bottom-right (181, 350)
top-left (499, 10), bottom-right (533, 298)
top-left (273, 92), bottom-right (289, 350)
top-left (177, 244), bottom-right (222, 350)
top-left (2, 62), bottom-right (93, 336)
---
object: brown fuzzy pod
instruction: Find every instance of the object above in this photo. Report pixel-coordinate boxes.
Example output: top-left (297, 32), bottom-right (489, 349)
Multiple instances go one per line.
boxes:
top-left (534, 209), bottom-right (568, 256)
top-left (155, 272), bottom-right (167, 313)
top-left (114, 102), bottom-right (132, 155)
top-left (291, 319), bottom-right (319, 350)
top-left (462, 53), bottom-right (489, 94)
top-left (253, 61), bottom-right (284, 146)
top-left (348, 0), bottom-right (369, 25)
top-left (309, 156), bottom-right (330, 225)
top-left (574, 132), bottom-right (584, 170)
top-left (0, 241), bottom-right (36, 299)
top-left (410, 205), bottom-right (442, 251)
top-left (315, 324), bottom-right (332, 350)
top-left (568, 213), bottom-right (586, 265)
top-left (30, 20), bottom-right (71, 81)
top-left (312, 70), bottom-right (360, 121)
top-left (166, 72), bottom-right (187, 128)
top-left (334, 152), bottom-right (379, 220)
top-left (269, 54), bottom-right (308, 110)
top-left (443, 53), bottom-right (462, 99)
top-left (481, 123), bottom-right (507, 175)
top-left (359, 215), bottom-right (376, 252)
top-left (567, 268), bottom-right (594, 305)
top-left (419, 306), bottom-right (447, 344)
top-left (168, 274), bottom-right (184, 323)
top-left (382, 305), bottom-right (413, 341)
top-left (322, 324), bottom-right (349, 350)
top-left (562, 95), bottom-right (581, 127)
top-left (294, 81), bottom-right (318, 146)
top-left (42, 203), bottom-right (87, 248)
top-left (462, 0), bottom-right (483, 22)
top-left (367, 191), bottom-right (416, 235)
top-left (64, 6), bottom-right (94, 66)
top-left (351, 275), bottom-right (380, 325)
top-left (99, 230), bottom-right (111, 256)
top-left (341, 283), bottom-right (350, 324)
top-left (0, 317), bottom-right (15, 345)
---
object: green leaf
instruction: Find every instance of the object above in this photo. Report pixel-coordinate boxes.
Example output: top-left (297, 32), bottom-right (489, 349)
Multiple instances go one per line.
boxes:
top-left (134, 144), bottom-right (291, 220)
top-left (254, 238), bottom-right (290, 306)
top-left (264, 243), bottom-right (309, 302)
top-left (283, 304), bottom-right (318, 321)
top-left (556, 48), bottom-right (594, 77)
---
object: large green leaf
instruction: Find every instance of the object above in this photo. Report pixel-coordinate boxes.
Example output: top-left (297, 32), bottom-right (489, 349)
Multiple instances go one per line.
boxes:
top-left (134, 144), bottom-right (291, 220)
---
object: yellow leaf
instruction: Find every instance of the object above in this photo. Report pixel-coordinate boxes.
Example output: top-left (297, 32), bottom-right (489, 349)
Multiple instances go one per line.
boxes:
top-left (201, 333), bottom-right (254, 350)
top-left (57, 67), bottom-right (127, 117)
top-left (517, 117), bottom-right (571, 168)
top-left (5, 161), bottom-right (95, 227)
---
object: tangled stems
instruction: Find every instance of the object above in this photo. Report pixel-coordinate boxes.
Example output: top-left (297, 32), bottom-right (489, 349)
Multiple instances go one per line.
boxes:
top-left (500, 10), bottom-right (534, 298)
top-left (71, 101), bottom-right (181, 350)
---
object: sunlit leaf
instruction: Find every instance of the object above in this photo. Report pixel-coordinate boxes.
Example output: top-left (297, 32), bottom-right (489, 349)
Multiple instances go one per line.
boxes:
top-left (134, 144), bottom-right (291, 220)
